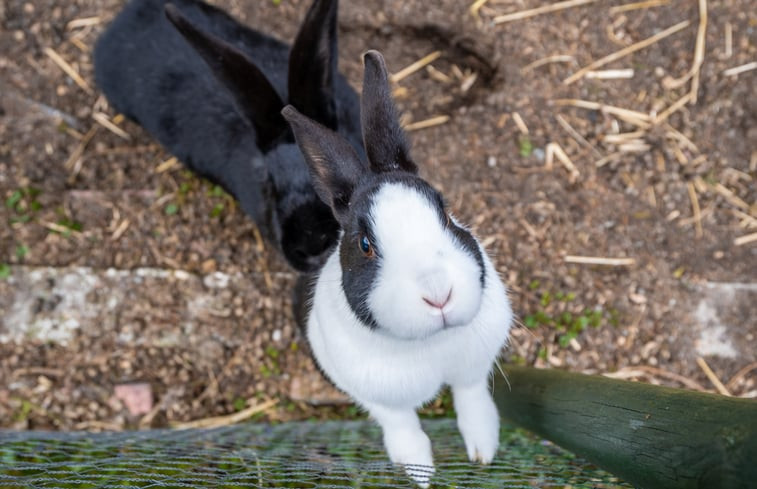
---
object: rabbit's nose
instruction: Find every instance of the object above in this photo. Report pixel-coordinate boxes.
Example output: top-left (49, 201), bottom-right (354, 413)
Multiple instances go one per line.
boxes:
top-left (423, 288), bottom-right (452, 310)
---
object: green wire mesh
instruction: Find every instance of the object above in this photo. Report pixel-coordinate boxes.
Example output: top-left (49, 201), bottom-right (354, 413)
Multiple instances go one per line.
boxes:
top-left (1, 419), bottom-right (631, 488)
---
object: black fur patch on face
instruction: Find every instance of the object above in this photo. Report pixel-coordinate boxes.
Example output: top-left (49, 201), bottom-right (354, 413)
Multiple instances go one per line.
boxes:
top-left (338, 174), bottom-right (486, 330)
top-left (339, 180), bottom-right (383, 329)
top-left (281, 198), bottom-right (340, 272)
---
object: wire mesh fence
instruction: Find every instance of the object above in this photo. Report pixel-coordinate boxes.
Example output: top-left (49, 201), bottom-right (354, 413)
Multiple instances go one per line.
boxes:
top-left (1, 418), bottom-right (632, 488)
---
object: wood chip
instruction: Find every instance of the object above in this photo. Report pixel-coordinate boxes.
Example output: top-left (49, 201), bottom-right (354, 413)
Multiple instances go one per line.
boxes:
top-left (494, 0), bottom-right (601, 24)
top-left (564, 20), bottom-right (691, 85)
top-left (391, 51), bottom-right (442, 84)
top-left (403, 115), bottom-right (450, 132)
top-left (43, 47), bottom-right (92, 94)
top-left (564, 255), bottom-right (636, 266)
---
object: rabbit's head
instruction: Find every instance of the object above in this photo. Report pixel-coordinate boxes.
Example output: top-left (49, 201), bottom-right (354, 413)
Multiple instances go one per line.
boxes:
top-left (166, 0), bottom-right (359, 272)
top-left (284, 51), bottom-right (488, 340)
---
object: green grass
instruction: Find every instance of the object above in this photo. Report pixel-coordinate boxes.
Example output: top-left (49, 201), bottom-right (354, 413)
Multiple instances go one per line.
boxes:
top-left (523, 284), bottom-right (620, 349)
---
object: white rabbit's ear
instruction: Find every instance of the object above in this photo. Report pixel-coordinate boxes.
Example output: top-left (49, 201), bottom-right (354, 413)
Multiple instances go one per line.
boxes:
top-left (165, 3), bottom-right (287, 149)
top-left (288, 0), bottom-right (338, 130)
top-left (282, 105), bottom-right (367, 224)
top-left (361, 51), bottom-right (418, 175)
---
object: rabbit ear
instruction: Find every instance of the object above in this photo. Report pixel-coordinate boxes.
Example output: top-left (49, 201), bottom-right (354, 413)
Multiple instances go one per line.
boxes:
top-left (282, 105), bottom-right (366, 224)
top-left (361, 50), bottom-right (418, 174)
top-left (287, 0), bottom-right (339, 130)
top-left (165, 3), bottom-right (287, 149)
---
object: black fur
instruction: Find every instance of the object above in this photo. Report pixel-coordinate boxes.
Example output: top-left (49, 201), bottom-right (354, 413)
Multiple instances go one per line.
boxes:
top-left (94, 0), bottom-right (364, 272)
top-left (283, 51), bottom-right (486, 330)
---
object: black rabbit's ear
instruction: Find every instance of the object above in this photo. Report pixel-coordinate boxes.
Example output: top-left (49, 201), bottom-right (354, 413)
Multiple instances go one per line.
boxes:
top-left (165, 4), bottom-right (286, 149)
top-left (282, 105), bottom-right (366, 225)
top-left (287, 0), bottom-right (338, 130)
top-left (361, 50), bottom-right (417, 175)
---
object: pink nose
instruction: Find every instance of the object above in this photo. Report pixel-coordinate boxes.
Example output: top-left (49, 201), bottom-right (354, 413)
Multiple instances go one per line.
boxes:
top-left (423, 289), bottom-right (452, 310)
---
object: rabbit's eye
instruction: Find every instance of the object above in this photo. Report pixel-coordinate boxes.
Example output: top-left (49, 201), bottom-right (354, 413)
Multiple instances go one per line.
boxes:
top-left (359, 235), bottom-right (374, 257)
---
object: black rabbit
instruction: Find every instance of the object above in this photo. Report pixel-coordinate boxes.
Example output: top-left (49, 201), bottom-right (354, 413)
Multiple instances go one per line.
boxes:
top-left (94, 0), bottom-right (363, 272)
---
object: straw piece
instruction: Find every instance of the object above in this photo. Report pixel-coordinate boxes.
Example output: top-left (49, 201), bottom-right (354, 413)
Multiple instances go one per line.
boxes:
top-left (172, 399), bottom-right (278, 429)
top-left (554, 98), bottom-right (651, 127)
top-left (469, 0), bottom-right (490, 17)
top-left (66, 16), bottom-right (101, 30)
top-left (663, 0), bottom-right (706, 103)
top-left (404, 115), bottom-right (450, 132)
top-left (546, 142), bottom-right (580, 183)
top-left (724, 22), bottom-right (733, 59)
top-left (653, 92), bottom-right (693, 125)
top-left (713, 183), bottom-right (751, 212)
top-left (564, 20), bottom-right (691, 85)
top-left (609, 0), bottom-right (671, 15)
top-left (512, 112), bottom-right (529, 135)
top-left (555, 114), bottom-right (602, 157)
top-left (687, 182), bottom-right (703, 238)
top-left (93, 112), bottom-right (131, 140)
top-left (521, 55), bottom-right (575, 74)
top-left (155, 156), bottom-right (179, 173)
top-left (494, 0), bottom-right (601, 25)
top-left (64, 125), bottom-right (98, 171)
top-left (391, 51), bottom-right (442, 83)
top-left (696, 357), bottom-right (731, 396)
top-left (43, 47), bottom-right (92, 94)
top-left (726, 362), bottom-right (757, 391)
top-left (564, 255), bottom-right (636, 266)
top-left (723, 61), bottom-right (757, 77)
top-left (585, 69), bottom-right (635, 79)
top-left (734, 232), bottom-right (757, 246)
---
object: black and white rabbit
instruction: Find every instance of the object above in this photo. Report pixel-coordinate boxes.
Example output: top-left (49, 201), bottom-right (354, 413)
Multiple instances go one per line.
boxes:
top-left (93, 0), bottom-right (363, 272)
top-left (282, 51), bottom-right (513, 486)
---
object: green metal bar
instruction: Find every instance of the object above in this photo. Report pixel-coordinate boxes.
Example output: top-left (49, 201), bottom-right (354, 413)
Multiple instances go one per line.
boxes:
top-left (492, 365), bottom-right (757, 489)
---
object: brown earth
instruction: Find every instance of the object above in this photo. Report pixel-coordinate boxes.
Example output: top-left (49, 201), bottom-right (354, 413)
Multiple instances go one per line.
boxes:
top-left (0, 0), bottom-right (755, 430)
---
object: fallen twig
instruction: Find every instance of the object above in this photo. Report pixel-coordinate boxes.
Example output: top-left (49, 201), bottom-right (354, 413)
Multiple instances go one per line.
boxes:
top-left (723, 61), bottom-right (757, 77)
top-left (43, 47), bottom-right (92, 94)
top-left (172, 398), bottom-right (278, 430)
top-left (494, 0), bottom-right (601, 25)
top-left (564, 255), bottom-right (636, 266)
top-left (404, 115), bottom-right (450, 132)
top-left (696, 356), bottom-right (731, 396)
top-left (391, 51), bottom-right (442, 83)
top-left (564, 20), bottom-right (691, 85)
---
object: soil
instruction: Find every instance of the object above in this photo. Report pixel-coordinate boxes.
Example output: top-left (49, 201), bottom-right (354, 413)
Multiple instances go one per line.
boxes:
top-left (1, 0), bottom-right (755, 430)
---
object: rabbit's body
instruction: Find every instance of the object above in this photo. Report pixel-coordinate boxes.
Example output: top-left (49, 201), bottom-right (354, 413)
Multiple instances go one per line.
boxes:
top-left (94, 0), bottom-right (362, 271)
top-left (283, 52), bottom-right (513, 487)
top-left (308, 231), bottom-right (510, 406)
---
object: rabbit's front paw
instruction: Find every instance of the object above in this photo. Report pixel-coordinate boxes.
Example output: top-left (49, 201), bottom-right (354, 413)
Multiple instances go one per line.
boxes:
top-left (384, 429), bottom-right (435, 487)
top-left (454, 384), bottom-right (500, 464)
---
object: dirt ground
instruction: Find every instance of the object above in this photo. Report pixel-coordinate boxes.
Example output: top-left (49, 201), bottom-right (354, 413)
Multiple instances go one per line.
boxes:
top-left (1, 0), bottom-right (755, 430)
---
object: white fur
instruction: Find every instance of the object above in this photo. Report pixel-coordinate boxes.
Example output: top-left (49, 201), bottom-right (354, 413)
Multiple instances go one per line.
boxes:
top-left (307, 182), bottom-right (512, 485)
top-left (368, 184), bottom-right (483, 339)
